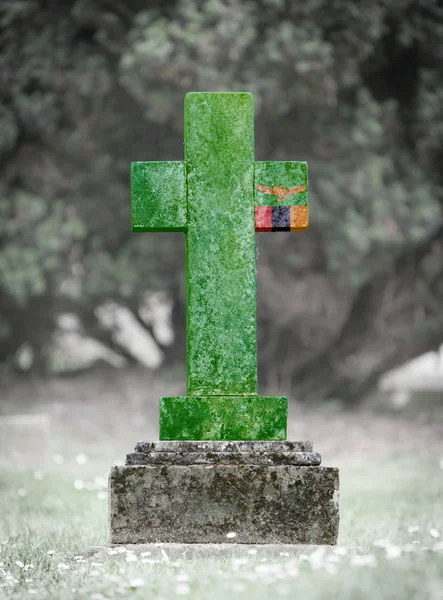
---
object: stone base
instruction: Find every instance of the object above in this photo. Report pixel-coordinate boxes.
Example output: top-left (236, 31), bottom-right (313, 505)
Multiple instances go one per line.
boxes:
top-left (109, 442), bottom-right (339, 545)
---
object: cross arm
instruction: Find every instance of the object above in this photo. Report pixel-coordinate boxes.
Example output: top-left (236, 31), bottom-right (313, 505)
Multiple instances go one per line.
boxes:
top-left (254, 161), bottom-right (308, 232)
top-left (131, 161), bottom-right (187, 232)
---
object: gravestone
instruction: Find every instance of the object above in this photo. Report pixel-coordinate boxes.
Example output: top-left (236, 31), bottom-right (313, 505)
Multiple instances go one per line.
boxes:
top-left (109, 92), bottom-right (339, 544)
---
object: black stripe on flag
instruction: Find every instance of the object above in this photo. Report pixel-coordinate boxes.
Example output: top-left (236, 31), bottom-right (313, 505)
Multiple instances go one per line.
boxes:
top-left (272, 206), bottom-right (290, 231)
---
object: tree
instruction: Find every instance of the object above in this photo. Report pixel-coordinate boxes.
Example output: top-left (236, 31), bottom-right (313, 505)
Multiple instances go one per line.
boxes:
top-left (1, 0), bottom-right (442, 403)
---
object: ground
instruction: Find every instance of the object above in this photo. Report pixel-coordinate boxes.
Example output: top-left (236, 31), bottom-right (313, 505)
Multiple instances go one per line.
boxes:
top-left (0, 367), bottom-right (442, 599)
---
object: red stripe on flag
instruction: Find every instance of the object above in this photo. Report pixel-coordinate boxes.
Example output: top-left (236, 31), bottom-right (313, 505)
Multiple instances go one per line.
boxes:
top-left (255, 206), bottom-right (272, 232)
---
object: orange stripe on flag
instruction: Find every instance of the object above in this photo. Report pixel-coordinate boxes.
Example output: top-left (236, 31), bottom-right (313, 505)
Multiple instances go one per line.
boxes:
top-left (290, 206), bottom-right (308, 231)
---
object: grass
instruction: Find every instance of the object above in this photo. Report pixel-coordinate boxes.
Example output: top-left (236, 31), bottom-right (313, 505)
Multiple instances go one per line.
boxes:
top-left (1, 452), bottom-right (443, 598)
top-left (0, 369), bottom-right (443, 599)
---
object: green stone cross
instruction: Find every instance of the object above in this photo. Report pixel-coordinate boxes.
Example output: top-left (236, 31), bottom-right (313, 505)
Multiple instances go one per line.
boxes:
top-left (131, 92), bottom-right (308, 441)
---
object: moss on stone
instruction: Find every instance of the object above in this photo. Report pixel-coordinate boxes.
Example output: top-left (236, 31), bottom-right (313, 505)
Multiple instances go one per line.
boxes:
top-left (130, 93), bottom-right (311, 441)
top-left (184, 93), bottom-right (257, 396)
top-left (131, 161), bottom-right (186, 232)
top-left (109, 464), bottom-right (339, 544)
top-left (160, 395), bottom-right (287, 440)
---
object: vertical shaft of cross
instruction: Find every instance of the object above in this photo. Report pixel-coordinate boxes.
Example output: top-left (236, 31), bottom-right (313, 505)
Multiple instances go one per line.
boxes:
top-left (184, 93), bottom-right (258, 396)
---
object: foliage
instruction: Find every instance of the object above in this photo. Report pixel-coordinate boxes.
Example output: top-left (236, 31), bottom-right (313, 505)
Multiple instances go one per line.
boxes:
top-left (1, 0), bottom-right (443, 395)
top-left (0, 192), bottom-right (85, 304)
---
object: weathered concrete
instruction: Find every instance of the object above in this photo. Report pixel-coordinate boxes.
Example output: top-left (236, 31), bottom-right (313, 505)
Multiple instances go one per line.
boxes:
top-left (126, 450), bottom-right (321, 466)
top-left (135, 440), bottom-right (313, 453)
top-left (130, 440), bottom-right (319, 466)
top-left (109, 443), bottom-right (339, 544)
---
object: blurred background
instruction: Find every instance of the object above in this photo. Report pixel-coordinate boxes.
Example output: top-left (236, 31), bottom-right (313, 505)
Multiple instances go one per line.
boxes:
top-left (1, 0), bottom-right (443, 437)
top-left (2, 7), bottom-right (443, 595)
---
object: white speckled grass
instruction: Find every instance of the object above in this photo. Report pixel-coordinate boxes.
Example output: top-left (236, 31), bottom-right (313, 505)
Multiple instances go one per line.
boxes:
top-left (0, 449), bottom-right (442, 600)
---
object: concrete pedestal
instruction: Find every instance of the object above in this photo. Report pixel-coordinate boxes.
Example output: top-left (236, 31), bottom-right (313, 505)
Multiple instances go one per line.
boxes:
top-left (109, 441), bottom-right (339, 545)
